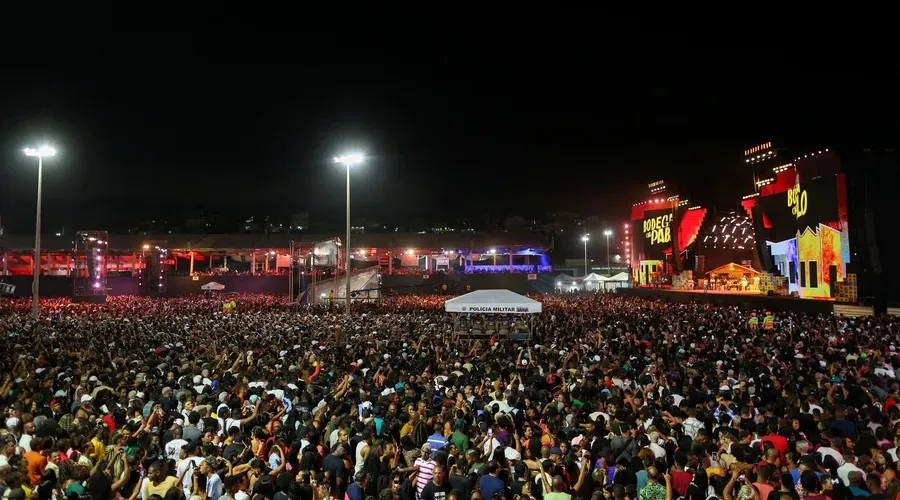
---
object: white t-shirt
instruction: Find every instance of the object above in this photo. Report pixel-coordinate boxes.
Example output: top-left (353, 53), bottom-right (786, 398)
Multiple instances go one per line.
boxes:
top-left (837, 462), bottom-right (865, 487)
top-left (165, 439), bottom-right (188, 461)
top-left (589, 411), bottom-right (611, 424)
top-left (176, 456), bottom-right (204, 497)
top-left (683, 417), bottom-right (703, 440)
top-left (225, 418), bottom-right (241, 433)
top-left (488, 400), bottom-right (511, 413)
top-left (269, 452), bottom-right (282, 471)
top-left (804, 404), bottom-right (824, 414)
top-left (818, 447), bottom-right (844, 467)
top-left (329, 428), bottom-right (340, 448)
top-left (19, 434), bottom-right (33, 452)
top-left (482, 437), bottom-right (502, 456)
top-left (534, 471), bottom-right (553, 487)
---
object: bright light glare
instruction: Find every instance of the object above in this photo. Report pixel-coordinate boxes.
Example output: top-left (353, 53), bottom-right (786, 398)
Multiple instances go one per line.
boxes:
top-left (334, 153), bottom-right (364, 166)
top-left (604, 230), bottom-right (613, 236)
top-left (581, 235), bottom-right (589, 242)
top-left (23, 146), bottom-right (57, 157)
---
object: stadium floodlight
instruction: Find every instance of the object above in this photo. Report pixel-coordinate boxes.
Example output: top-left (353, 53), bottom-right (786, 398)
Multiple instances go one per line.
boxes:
top-left (334, 153), bottom-right (366, 316)
top-left (23, 145), bottom-right (58, 319)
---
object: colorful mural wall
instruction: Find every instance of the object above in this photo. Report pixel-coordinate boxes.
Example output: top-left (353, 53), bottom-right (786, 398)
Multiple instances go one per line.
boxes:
top-left (751, 173), bottom-right (849, 299)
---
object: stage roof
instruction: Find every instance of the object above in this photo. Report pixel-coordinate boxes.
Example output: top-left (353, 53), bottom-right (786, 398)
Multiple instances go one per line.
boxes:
top-left (445, 289), bottom-right (542, 314)
top-left (706, 262), bottom-right (759, 276)
top-left (0, 231), bottom-right (551, 253)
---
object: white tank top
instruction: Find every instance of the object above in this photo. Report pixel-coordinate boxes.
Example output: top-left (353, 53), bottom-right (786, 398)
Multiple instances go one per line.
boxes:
top-left (355, 439), bottom-right (368, 474)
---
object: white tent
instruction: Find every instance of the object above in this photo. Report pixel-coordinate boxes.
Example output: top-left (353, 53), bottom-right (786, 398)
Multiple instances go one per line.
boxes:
top-left (201, 281), bottom-right (226, 291)
top-left (555, 273), bottom-right (582, 291)
top-left (445, 289), bottom-right (542, 314)
top-left (582, 273), bottom-right (605, 291)
top-left (608, 272), bottom-right (631, 282)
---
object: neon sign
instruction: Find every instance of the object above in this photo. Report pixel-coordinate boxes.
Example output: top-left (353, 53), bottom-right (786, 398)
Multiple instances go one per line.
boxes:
top-left (787, 184), bottom-right (808, 219)
top-left (643, 214), bottom-right (672, 245)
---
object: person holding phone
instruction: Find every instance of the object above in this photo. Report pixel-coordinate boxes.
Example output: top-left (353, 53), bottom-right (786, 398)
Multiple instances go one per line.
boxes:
top-left (176, 442), bottom-right (204, 498)
top-left (192, 457), bottom-right (224, 500)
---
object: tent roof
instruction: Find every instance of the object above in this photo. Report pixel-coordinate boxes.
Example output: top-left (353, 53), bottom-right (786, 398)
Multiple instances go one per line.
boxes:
top-left (584, 273), bottom-right (608, 281)
top-left (608, 271), bottom-right (631, 281)
top-left (200, 281), bottom-right (225, 290)
top-left (445, 289), bottom-right (542, 314)
top-left (556, 273), bottom-right (579, 282)
top-left (705, 262), bottom-right (759, 276)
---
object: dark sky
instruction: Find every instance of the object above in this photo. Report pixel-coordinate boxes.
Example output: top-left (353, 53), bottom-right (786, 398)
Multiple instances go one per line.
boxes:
top-left (1, 32), bottom-right (897, 234)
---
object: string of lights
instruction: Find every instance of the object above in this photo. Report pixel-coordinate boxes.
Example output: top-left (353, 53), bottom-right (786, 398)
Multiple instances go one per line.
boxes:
top-left (793, 149), bottom-right (829, 163)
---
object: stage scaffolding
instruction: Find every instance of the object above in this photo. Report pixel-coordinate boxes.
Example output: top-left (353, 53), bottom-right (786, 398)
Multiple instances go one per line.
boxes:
top-left (138, 241), bottom-right (168, 297)
top-left (73, 231), bottom-right (109, 299)
top-left (289, 238), bottom-right (341, 303)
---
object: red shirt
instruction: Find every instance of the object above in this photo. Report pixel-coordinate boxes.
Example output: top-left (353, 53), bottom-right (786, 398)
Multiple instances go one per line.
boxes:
top-left (761, 434), bottom-right (789, 456)
top-left (754, 482), bottom-right (774, 500)
top-left (671, 471), bottom-right (693, 497)
top-left (102, 414), bottom-right (117, 432)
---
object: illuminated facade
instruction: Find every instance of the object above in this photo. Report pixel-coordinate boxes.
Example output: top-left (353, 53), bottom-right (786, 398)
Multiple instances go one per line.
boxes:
top-left (741, 145), bottom-right (850, 299)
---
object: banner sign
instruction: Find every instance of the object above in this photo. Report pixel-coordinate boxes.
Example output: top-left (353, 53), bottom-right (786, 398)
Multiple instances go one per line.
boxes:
top-left (464, 306), bottom-right (533, 313)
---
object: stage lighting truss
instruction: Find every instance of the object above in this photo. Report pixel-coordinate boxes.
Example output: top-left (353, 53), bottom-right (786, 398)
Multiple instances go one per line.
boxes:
top-left (73, 230), bottom-right (109, 296)
top-left (701, 213), bottom-right (755, 250)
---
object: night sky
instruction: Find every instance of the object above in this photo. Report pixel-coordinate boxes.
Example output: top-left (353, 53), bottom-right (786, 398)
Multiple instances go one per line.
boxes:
top-left (1, 33), bottom-right (897, 234)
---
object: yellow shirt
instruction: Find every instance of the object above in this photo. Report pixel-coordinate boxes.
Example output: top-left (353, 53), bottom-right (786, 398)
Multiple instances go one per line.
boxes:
top-left (92, 437), bottom-right (106, 461)
top-left (144, 475), bottom-right (179, 498)
top-left (400, 422), bottom-right (414, 438)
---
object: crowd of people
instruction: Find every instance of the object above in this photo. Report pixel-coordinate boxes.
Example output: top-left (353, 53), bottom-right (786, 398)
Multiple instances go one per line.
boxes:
top-left (2, 291), bottom-right (900, 500)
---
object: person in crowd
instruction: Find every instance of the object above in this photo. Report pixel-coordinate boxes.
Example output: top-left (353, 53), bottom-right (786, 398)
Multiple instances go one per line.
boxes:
top-left (421, 464), bottom-right (451, 500)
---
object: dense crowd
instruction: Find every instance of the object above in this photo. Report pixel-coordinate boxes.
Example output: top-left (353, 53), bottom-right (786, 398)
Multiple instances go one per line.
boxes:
top-left (2, 292), bottom-right (900, 500)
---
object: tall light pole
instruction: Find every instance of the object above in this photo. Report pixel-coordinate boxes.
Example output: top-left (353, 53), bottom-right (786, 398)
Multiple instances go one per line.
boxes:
top-left (23, 146), bottom-right (57, 320)
top-left (604, 229), bottom-right (613, 276)
top-left (334, 153), bottom-right (364, 316)
top-left (581, 234), bottom-right (589, 277)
